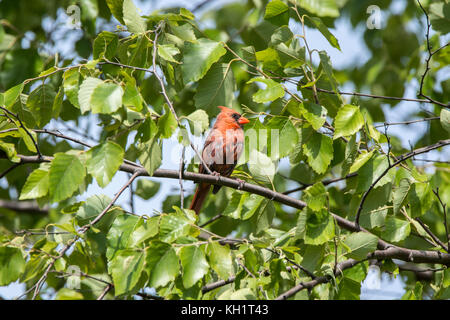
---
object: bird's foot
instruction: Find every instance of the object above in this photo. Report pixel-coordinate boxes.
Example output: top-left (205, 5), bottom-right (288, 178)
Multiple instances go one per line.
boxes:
top-left (236, 178), bottom-right (245, 190)
top-left (212, 171), bottom-right (221, 182)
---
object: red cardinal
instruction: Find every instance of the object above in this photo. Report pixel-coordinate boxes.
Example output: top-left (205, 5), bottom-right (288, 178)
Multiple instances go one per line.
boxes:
top-left (189, 106), bottom-right (250, 214)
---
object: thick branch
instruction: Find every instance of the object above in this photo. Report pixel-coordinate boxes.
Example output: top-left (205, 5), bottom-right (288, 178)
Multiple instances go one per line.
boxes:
top-left (6, 142), bottom-right (450, 268)
top-left (0, 200), bottom-right (48, 214)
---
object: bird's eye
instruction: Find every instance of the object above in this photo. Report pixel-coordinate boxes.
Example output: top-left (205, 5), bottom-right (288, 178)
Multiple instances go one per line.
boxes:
top-left (232, 113), bottom-right (240, 120)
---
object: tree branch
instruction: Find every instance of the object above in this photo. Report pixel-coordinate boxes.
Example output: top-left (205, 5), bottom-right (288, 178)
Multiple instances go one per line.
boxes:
top-left (416, 0), bottom-right (450, 108)
top-left (275, 259), bottom-right (362, 300)
top-left (5, 140), bottom-right (450, 270)
top-left (355, 139), bottom-right (450, 226)
top-left (0, 199), bottom-right (48, 214)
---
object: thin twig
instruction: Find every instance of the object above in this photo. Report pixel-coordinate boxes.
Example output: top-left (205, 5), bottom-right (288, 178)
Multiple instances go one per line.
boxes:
top-left (97, 284), bottom-right (112, 300)
top-left (275, 259), bottom-right (362, 300)
top-left (179, 146), bottom-right (186, 209)
top-left (0, 106), bottom-right (42, 158)
top-left (355, 139), bottom-right (450, 226)
top-left (29, 172), bottom-right (140, 299)
top-left (415, 218), bottom-right (449, 253)
top-left (151, 23), bottom-right (213, 174)
top-left (373, 117), bottom-right (440, 128)
top-left (283, 172), bottom-right (357, 195)
top-left (433, 188), bottom-right (449, 250)
top-left (0, 163), bottom-right (21, 179)
top-left (416, 0), bottom-right (450, 108)
top-left (199, 213), bottom-right (223, 228)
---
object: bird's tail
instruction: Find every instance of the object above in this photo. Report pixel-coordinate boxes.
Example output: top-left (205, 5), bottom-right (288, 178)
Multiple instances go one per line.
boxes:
top-left (189, 183), bottom-right (211, 214)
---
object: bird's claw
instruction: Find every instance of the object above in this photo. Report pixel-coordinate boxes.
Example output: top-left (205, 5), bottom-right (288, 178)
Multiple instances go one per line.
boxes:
top-left (236, 178), bottom-right (245, 190)
top-left (212, 171), bottom-right (221, 181)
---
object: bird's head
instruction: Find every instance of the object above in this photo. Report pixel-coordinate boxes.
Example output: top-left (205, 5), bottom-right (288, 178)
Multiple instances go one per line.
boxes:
top-left (217, 106), bottom-right (250, 129)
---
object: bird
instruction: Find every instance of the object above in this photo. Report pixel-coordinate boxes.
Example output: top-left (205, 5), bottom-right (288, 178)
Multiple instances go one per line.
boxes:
top-left (189, 106), bottom-right (250, 214)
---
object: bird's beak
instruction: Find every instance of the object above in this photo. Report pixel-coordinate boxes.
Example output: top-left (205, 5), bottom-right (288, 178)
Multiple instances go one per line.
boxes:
top-left (238, 116), bottom-right (250, 125)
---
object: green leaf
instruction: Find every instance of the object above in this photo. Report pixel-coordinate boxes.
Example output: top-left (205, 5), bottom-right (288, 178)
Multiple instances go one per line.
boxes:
top-left (91, 83), bottom-right (124, 114)
top-left (86, 141), bottom-right (124, 188)
top-left (247, 77), bottom-right (285, 103)
top-left (129, 216), bottom-right (159, 246)
top-left (393, 178), bottom-right (411, 215)
top-left (109, 249), bottom-right (145, 296)
top-left (27, 84), bottom-right (56, 127)
top-left (157, 44), bottom-right (180, 63)
top-left (137, 138), bottom-right (162, 176)
top-left (49, 153), bottom-right (86, 202)
top-left (0, 247), bottom-right (26, 285)
top-left (303, 130), bottom-right (333, 174)
top-left (382, 217), bottom-right (410, 242)
top-left (135, 179), bottom-right (160, 200)
top-left (297, 0), bottom-right (340, 17)
top-left (169, 23), bottom-right (196, 42)
top-left (349, 150), bottom-right (374, 174)
top-left (78, 77), bottom-right (101, 113)
top-left (248, 149), bottom-right (276, 183)
top-left (78, 77), bottom-right (123, 114)
top-left (179, 245), bottom-right (209, 288)
top-left (182, 38), bottom-right (226, 83)
top-left (19, 167), bottom-right (50, 200)
top-left (264, 0), bottom-right (289, 19)
top-left (122, 0), bottom-right (146, 34)
top-left (159, 213), bottom-right (192, 243)
top-left (224, 192), bottom-right (266, 220)
top-left (146, 242), bottom-right (179, 288)
top-left (303, 182), bottom-right (327, 211)
top-left (122, 75), bottom-right (143, 111)
top-left (207, 242), bottom-right (233, 280)
top-left (402, 282), bottom-right (423, 300)
top-left (356, 154), bottom-right (390, 193)
top-left (230, 288), bottom-right (257, 300)
top-left (270, 26), bottom-right (293, 46)
top-left (158, 105), bottom-right (178, 138)
top-left (93, 31), bottom-right (118, 59)
top-left (300, 102), bottom-right (328, 131)
top-left (343, 232), bottom-right (378, 260)
top-left (254, 199), bottom-right (276, 235)
top-left (106, 0), bottom-right (125, 24)
top-left (185, 109), bottom-right (209, 135)
top-left (334, 105), bottom-right (364, 139)
top-left (337, 277), bottom-right (360, 300)
top-left (429, 2), bottom-right (450, 34)
top-left (107, 214), bottom-right (140, 260)
top-left (63, 68), bottom-right (81, 109)
top-left (55, 288), bottom-right (84, 300)
top-left (407, 182), bottom-right (432, 218)
top-left (318, 50), bottom-right (339, 94)
top-left (307, 16), bottom-right (341, 51)
top-left (0, 141), bottom-right (20, 163)
top-left (3, 83), bottom-right (24, 108)
top-left (440, 108), bottom-right (450, 134)
top-left (304, 208), bottom-right (335, 245)
top-left (356, 184), bottom-right (391, 229)
top-left (266, 116), bottom-right (298, 159)
top-left (180, 8), bottom-right (195, 20)
top-left (75, 194), bottom-right (118, 230)
top-left (15, 124), bottom-right (38, 153)
top-left (193, 63), bottom-right (235, 114)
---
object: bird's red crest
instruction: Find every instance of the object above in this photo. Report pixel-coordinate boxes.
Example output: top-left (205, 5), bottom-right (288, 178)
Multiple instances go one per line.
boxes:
top-left (218, 106), bottom-right (235, 113)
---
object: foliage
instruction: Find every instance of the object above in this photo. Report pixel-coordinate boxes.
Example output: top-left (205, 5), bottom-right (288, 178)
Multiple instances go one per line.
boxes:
top-left (0, 0), bottom-right (449, 300)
